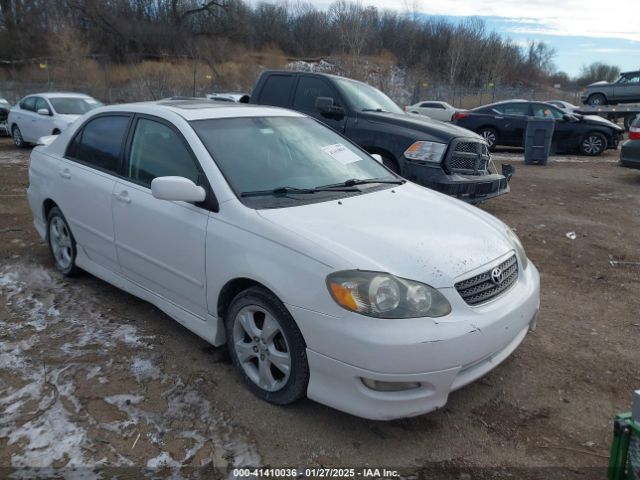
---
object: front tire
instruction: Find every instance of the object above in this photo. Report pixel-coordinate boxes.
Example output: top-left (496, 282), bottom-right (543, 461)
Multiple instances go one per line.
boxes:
top-left (12, 125), bottom-right (25, 148)
top-left (47, 207), bottom-right (80, 276)
top-left (225, 286), bottom-right (309, 405)
top-left (477, 127), bottom-right (498, 151)
top-left (587, 94), bottom-right (607, 107)
top-left (579, 132), bottom-right (607, 156)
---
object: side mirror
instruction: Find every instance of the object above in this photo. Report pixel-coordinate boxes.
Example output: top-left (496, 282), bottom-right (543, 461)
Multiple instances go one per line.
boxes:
top-left (37, 108), bottom-right (51, 116)
top-left (315, 97), bottom-right (344, 116)
top-left (371, 154), bottom-right (383, 164)
top-left (151, 176), bottom-right (206, 203)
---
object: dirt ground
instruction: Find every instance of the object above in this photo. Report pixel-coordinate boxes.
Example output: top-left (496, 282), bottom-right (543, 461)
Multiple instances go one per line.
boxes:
top-left (0, 136), bottom-right (638, 479)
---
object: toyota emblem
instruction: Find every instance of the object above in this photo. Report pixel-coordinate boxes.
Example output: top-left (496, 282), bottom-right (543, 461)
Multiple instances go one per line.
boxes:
top-left (491, 267), bottom-right (504, 285)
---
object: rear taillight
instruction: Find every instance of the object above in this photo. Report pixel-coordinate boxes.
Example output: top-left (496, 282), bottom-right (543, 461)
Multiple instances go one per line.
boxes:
top-left (453, 112), bottom-right (469, 121)
top-left (630, 126), bottom-right (640, 140)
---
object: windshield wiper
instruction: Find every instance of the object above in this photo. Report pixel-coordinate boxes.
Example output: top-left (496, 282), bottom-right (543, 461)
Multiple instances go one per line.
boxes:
top-left (240, 186), bottom-right (359, 198)
top-left (317, 178), bottom-right (406, 189)
top-left (362, 108), bottom-right (387, 113)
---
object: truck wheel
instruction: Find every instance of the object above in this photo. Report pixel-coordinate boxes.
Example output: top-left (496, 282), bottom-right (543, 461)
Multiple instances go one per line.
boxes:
top-left (477, 127), bottom-right (498, 151)
top-left (381, 155), bottom-right (400, 173)
top-left (579, 132), bottom-right (607, 156)
top-left (225, 286), bottom-right (309, 405)
top-left (587, 94), bottom-right (606, 106)
top-left (12, 125), bottom-right (25, 148)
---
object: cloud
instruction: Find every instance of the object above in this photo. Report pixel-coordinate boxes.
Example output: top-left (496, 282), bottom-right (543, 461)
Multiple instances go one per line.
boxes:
top-left (330, 0), bottom-right (640, 42)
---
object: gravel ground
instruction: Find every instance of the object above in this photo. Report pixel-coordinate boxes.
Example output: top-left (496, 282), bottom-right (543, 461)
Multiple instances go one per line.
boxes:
top-left (0, 137), bottom-right (638, 479)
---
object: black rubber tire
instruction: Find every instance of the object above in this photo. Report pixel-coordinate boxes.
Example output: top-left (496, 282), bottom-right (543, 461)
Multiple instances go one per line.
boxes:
top-left (587, 94), bottom-right (607, 107)
top-left (46, 206), bottom-right (80, 276)
top-left (12, 125), bottom-right (25, 148)
top-left (579, 132), bottom-right (607, 156)
top-left (381, 155), bottom-right (400, 174)
top-left (225, 286), bottom-right (309, 405)
top-left (477, 127), bottom-right (498, 151)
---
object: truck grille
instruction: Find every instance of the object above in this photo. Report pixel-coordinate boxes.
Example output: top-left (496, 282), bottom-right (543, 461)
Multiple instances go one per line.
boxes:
top-left (446, 140), bottom-right (490, 175)
top-left (455, 255), bottom-right (518, 306)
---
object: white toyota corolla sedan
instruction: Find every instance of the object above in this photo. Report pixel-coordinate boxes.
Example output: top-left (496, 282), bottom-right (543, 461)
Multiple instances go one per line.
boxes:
top-left (27, 100), bottom-right (540, 420)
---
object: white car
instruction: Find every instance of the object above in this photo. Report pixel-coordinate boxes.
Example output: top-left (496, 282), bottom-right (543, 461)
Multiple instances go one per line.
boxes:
top-left (27, 100), bottom-right (540, 420)
top-left (8, 92), bottom-right (102, 147)
top-left (405, 101), bottom-right (457, 122)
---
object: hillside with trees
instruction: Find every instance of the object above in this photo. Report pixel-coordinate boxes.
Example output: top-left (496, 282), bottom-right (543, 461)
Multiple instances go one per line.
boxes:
top-left (0, 0), bottom-right (624, 104)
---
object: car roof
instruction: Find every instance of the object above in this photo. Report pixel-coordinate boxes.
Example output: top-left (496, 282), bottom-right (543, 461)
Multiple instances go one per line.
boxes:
top-left (95, 99), bottom-right (305, 121)
top-left (621, 71), bottom-right (640, 76)
top-left (26, 92), bottom-right (94, 99)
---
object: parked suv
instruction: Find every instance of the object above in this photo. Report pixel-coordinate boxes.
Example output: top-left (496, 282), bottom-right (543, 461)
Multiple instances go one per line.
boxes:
top-left (249, 71), bottom-right (510, 203)
top-left (581, 71), bottom-right (640, 106)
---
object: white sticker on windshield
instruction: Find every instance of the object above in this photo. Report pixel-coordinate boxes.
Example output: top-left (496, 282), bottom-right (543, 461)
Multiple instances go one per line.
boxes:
top-left (321, 143), bottom-right (362, 165)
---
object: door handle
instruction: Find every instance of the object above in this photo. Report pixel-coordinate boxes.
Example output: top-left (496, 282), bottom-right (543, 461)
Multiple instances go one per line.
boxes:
top-left (495, 116), bottom-right (504, 119)
top-left (113, 190), bottom-right (131, 204)
top-left (59, 169), bottom-right (71, 179)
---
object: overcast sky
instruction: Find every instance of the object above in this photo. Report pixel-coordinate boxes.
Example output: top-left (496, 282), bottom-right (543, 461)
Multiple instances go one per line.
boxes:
top-left (298, 0), bottom-right (640, 76)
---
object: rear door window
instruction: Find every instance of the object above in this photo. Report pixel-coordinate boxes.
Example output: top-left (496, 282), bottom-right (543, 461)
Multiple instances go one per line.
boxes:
top-left (421, 102), bottom-right (444, 109)
top-left (258, 75), bottom-right (293, 107)
top-left (66, 115), bottom-right (130, 173)
top-left (494, 103), bottom-right (530, 116)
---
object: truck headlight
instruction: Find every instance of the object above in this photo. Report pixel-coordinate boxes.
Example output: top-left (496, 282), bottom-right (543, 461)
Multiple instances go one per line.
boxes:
top-left (327, 271), bottom-right (451, 318)
top-left (404, 141), bottom-right (447, 163)
top-left (506, 227), bottom-right (529, 270)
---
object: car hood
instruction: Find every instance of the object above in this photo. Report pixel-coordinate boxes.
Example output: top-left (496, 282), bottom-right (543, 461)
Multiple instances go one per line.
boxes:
top-left (582, 114), bottom-right (624, 131)
top-left (360, 110), bottom-right (483, 141)
top-left (588, 80), bottom-right (611, 87)
top-left (257, 182), bottom-right (514, 288)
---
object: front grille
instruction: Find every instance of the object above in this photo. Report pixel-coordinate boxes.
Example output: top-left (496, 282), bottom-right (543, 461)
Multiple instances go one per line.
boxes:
top-left (446, 140), bottom-right (490, 175)
top-left (455, 255), bottom-right (518, 305)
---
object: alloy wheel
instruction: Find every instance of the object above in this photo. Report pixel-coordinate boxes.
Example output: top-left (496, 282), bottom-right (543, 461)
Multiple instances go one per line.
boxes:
top-left (481, 130), bottom-right (496, 148)
top-left (582, 135), bottom-right (604, 155)
top-left (232, 305), bottom-right (291, 392)
top-left (13, 127), bottom-right (23, 147)
top-left (49, 216), bottom-right (73, 270)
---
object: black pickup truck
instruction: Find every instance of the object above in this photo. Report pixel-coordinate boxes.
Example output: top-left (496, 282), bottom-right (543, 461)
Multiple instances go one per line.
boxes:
top-left (249, 71), bottom-right (510, 203)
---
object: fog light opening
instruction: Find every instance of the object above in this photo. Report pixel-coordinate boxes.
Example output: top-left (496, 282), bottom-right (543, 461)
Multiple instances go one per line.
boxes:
top-left (361, 378), bottom-right (421, 392)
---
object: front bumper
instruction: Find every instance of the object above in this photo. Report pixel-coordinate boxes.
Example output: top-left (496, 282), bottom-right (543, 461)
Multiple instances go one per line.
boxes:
top-left (289, 261), bottom-right (540, 420)
top-left (620, 140), bottom-right (640, 169)
top-left (403, 161), bottom-right (509, 204)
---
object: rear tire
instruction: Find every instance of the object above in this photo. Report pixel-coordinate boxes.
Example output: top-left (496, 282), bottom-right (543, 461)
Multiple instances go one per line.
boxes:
top-left (477, 127), bottom-right (498, 151)
top-left (579, 132), bottom-right (607, 156)
top-left (12, 125), bottom-right (25, 148)
top-left (225, 286), bottom-right (309, 406)
top-left (46, 207), bottom-right (80, 276)
top-left (587, 94), bottom-right (607, 107)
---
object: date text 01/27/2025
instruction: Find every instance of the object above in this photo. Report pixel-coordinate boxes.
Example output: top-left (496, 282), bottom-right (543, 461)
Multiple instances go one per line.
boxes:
top-left (232, 468), bottom-right (401, 478)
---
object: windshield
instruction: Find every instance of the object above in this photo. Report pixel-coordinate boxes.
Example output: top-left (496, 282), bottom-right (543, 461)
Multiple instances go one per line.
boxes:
top-left (333, 78), bottom-right (403, 114)
top-left (191, 116), bottom-right (396, 207)
top-left (49, 97), bottom-right (103, 115)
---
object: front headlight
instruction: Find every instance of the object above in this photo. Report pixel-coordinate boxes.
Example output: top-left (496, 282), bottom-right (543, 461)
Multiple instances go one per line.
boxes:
top-left (505, 227), bottom-right (529, 270)
top-left (404, 141), bottom-right (447, 163)
top-left (326, 271), bottom-right (451, 318)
